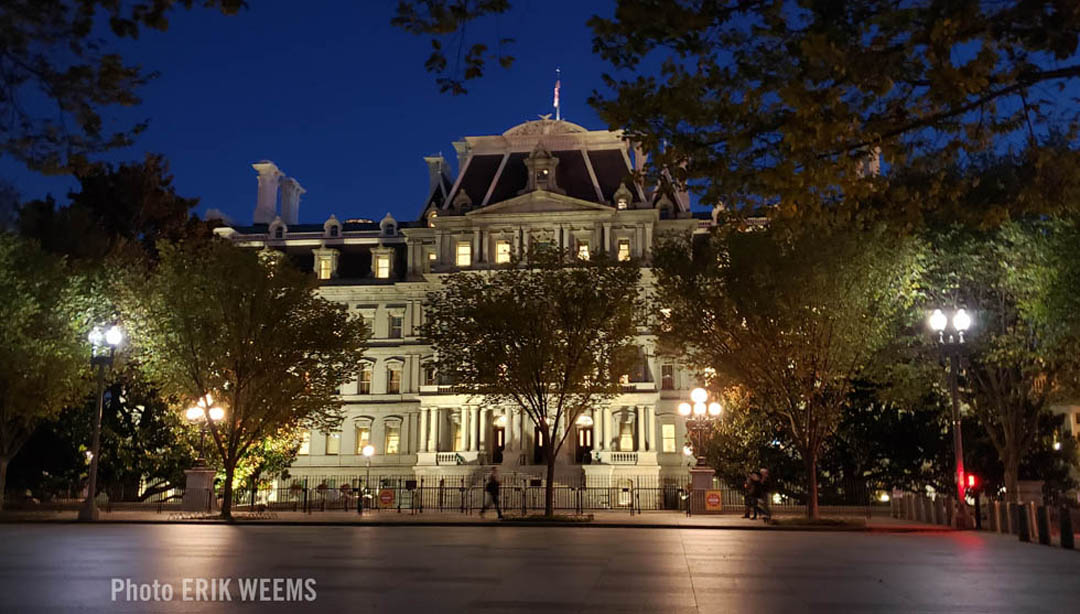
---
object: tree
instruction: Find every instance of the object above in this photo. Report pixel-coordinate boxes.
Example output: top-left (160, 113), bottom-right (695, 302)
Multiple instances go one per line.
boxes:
top-left (0, 234), bottom-right (91, 508)
top-left (0, 0), bottom-right (242, 174)
top-left (396, 1), bottom-right (1080, 217)
top-left (654, 221), bottom-right (924, 517)
top-left (422, 249), bottom-right (640, 516)
top-left (122, 240), bottom-right (368, 519)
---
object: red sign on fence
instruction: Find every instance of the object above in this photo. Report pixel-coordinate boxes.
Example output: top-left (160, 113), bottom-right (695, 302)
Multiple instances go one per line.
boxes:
top-left (379, 489), bottom-right (395, 507)
top-left (705, 490), bottom-right (723, 512)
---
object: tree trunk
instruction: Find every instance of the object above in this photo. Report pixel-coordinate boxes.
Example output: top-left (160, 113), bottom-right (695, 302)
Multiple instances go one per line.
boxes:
top-left (1004, 451), bottom-right (1020, 504)
top-left (544, 453), bottom-right (556, 518)
top-left (0, 456), bottom-right (8, 512)
top-left (221, 461), bottom-right (235, 521)
top-left (806, 454), bottom-right (819, 520)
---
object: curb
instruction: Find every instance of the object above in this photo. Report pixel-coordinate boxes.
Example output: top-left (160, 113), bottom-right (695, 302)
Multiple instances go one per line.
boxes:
top-left (0, 517), bottom-right (954, 533)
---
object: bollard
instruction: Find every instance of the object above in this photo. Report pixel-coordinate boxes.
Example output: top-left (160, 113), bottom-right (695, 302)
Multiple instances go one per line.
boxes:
top-left (1004, 501), bottom-right (1014, 534)
top-left (1060, 506), bottom-right (1074, 550)
top-left (1036, 506), bottom-right (1051, 545)
top-left (973, 493), bottom-right (982, 530)
top-left (1015, 503), bottom-right (1031, 542)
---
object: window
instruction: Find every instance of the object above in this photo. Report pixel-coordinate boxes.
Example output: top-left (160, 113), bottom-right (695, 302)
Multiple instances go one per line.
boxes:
top-left (274, 226), bottom-right (284, 239)
top-left (388, 314), bottom-right (403, 338)
top-left (423, 364), bottom-right (437, 386)
top-left (329, 226), bottom-right (339, 237)
top-left (456, 241), bottom-right (472, 266)
top-left (325, 432), bottom-right (340, 455)
top-left (375, 255), bottom-right (391, 279)
top-left (385, 423), bottom-right (400, 454)
top-left (298, 430), bottom-right (311, 455)
top-left (617, 239), bottom-right (631, 262)
top-left (619, 422), bottom-right (634, 452)
top-left (452, 420), bottom-right (463, 452)
top-left (495, 240), bottom-right (511, 264)
top-left (1075, 412), bottom-right (1080, 425)
top-left (428, 251), bottom-right (437, 262)
top-left (577, 241), bottom-right (590, 260)
top-left (358, 364), bottom-right (372, 394)
top-left (362, 316), bottom-right (374, 337)
top-left (616, 197), bottom-right (628, 210)
top-left (355, 425), bottom-right (371, 454)
top-left (661, 365), bottom-right (675, 390)
top-left (386, 366), bottom-right (402, 394)
top-left (318, 258), bottom-right (332, 280)
top-left (662, 423), bottom-right (676, 453)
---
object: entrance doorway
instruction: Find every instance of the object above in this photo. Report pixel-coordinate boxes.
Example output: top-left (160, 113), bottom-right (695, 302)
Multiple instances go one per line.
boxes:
top-left (575, 415), bottom-right (594, 463)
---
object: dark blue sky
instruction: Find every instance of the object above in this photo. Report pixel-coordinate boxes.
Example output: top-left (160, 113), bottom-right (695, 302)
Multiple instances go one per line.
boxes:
top-left (2, 1), bottom-right (622, 226)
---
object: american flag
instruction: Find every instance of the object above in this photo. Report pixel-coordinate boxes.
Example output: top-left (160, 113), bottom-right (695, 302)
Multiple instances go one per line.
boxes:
top-left (553, 79), bottom-right (560, 110)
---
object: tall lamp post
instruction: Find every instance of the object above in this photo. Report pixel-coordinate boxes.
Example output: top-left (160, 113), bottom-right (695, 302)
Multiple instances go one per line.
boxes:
top-left (361, 444), bottom-right (375, 513)
top-left (78, 324), bottom-right (123, 521)
top-left (929, 307), bottom-right (972, 529)
top-left (679, 387), bottom-right (723, 467)
top-left (185, 395), bottom-right (225, 465)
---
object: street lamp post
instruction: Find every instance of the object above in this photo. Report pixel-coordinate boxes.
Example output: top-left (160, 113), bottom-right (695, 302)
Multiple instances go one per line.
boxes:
top-left (929, 307), bottom-right (972, 529)
top-left (678, 387), bottom-right (723, 467)
top-left (185, 395), bottom-right (225, 466)
top-left (361, 444), bottom-right (375, 514)
top-left (78, 325), bottom-right (123, 521)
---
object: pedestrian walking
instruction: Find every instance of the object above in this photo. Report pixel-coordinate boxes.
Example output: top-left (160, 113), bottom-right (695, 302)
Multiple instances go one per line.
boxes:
top-left (480, 468), bottom-right (503, 519)
top-left (743, 472), bottom-right (760, 519)
top-left (756, 468), bottom-right (772, 522)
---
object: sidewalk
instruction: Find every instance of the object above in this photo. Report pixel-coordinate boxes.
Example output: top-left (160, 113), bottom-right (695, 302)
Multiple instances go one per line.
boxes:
top-left (0, 508), bottom-right (950, 532)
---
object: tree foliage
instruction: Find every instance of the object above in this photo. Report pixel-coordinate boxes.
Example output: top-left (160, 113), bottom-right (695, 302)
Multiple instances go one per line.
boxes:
top-left (423, 249), bottom-right (640, 515)
top-left (0, 0), bottom-right (243, 174)
top-left (0, 233), bottom-right (92, 508)
top-left (121, 239), bottom-right (368, 519)
top-left (654, 221), bottom-right (924, 517)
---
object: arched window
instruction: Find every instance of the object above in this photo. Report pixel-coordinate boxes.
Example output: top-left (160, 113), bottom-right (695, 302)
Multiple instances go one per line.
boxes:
top-left (274, 226), bottom-right (284, 239)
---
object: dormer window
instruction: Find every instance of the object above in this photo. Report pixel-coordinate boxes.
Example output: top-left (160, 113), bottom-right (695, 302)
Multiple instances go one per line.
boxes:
top-left (275, 227), bottom-right (284, 239)
top-left (616, 198), bottom-right (628, 210)
top-left (379, 212), bottom-right (397, 236)
top-left (324, 215), bottom-right (342, 238)
top-left (375, 255), bottom-right (391, 279)
top-left (427, 210), bottom-right (438, 228)
top-left (330, 226), bottom-right (339, 237)
top-left (614, 182), bottom-right (633, 211)
top-left (577, 242), bottom-right (590, 260)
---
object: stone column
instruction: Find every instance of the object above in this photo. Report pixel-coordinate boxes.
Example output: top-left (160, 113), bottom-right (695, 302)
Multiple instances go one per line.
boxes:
top-left (432, 408), bottom-right (441, 452)
top-left (646, 405), bottom-right (656, 451)
top-left (470, 407), bottom-right (480, 451)
top-left (461, 407), bottom-right (470, 452)
top-left (505, 411), bottom-right (516, 452)
top-left (473, 228), bottom-right (482, 264)
top-left (420, 408), bottom-right (430, 452)
top-left (478, 409), bottom-right (488, 452)
top-left (603, 222), bottom-right (613, 253)
top-left (644, 223), bottom-right (653, 259)
top-left (636, 407), bottom-right (646, 451)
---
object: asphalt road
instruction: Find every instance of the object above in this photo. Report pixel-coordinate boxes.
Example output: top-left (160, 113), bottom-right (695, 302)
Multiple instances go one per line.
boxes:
top-left (0, 524), bottom-right (1077, 613)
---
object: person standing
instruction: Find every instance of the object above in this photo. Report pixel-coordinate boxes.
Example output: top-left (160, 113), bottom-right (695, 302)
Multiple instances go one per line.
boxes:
top-left (480, 468), bottom-right (503, 519)
top-left (743, 472), bottom-right (760, 519)
top-left (756, 468), bottom-right (772, 522)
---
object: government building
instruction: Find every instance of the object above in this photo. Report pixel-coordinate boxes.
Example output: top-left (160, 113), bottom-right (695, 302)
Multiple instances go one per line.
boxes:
top-left (215, 117), bottom-right (714, 495)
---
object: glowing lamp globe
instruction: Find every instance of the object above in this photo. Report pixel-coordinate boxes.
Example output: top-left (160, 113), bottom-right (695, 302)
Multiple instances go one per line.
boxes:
top-left (690, 388), bottom-right (708, 404)
top-left (677, 402), bottom-right (692, 416)
top-left (104, 325), bottom-right (123, 346)
top-left (682, 445), bottom-right (693, 457)
top-left (693, 402), bottom-right (706, 416)
top-left (929, 309), bottom-right (947, 332)
top-left (708, 402), bottom-right (722, 417)
top-left (953, 309), bottom-right (971, 332)
top-left (362, 444), bottom-right (375, 458)
top-left (88, 327), bottom-right (105, 347)
top-left (208, 407), bottom-right (225, 421)
top-left (185, 407), bottom-right (204, 421)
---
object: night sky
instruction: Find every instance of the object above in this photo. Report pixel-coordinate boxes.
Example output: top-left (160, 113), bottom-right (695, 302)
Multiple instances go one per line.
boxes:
top-left (0, 1), bottom-right (627, 226)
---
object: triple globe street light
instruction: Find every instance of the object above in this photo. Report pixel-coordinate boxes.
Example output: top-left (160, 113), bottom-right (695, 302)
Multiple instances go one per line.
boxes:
top-left (929, 307), bottom-right (973, 529)
top-left (678, 387), bottom-right (722, 467)
top-left (78, 324), bottom-right (123, 522)
top-left (185, 395), bottom-right (225, 466)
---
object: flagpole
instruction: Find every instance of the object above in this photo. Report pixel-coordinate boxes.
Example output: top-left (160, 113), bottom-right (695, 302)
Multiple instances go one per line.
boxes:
top-left (554, 67), bottom-right (561, 121)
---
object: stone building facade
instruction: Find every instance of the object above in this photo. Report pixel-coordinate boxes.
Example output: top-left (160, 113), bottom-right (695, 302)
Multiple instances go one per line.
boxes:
top-left (216, 118), bottom-right (712, 488)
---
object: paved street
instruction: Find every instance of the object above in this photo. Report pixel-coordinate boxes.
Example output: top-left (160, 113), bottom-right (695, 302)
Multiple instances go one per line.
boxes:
top-left (0, 524), bottom-right (1077, 613)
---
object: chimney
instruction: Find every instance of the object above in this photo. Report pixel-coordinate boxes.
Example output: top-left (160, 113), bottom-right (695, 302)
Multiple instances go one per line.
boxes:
top-left (252, 160), bottom-right (282, 224)
top-left (423, 155), bottom-right (447, 196)
top-left (280, 177), bottom-right (306, 225)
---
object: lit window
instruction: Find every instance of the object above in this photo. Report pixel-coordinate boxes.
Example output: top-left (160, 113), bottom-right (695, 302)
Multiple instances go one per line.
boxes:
top-left (386, 366), bottom-right (402, 394)
top-left (298, 431), bottom-right (311, 455)
top-left (619, 422), bottom-right (634, 452)
top-left (388, 315), bottom-right (403, 339)
top-left (661, 365), bottom-right (674, 390)
top-left (616, 197), bottom-right (628, 210)
top-left (428, 211), bottom-right (437, 227)
top-left (618, 239), bottom-right (631, 262)
top-left (358, 364), bottom-right (372, 394)
top-left (495, 240), bottom-right (511, 264)
top-left (355, 426), bottom-right (370, 454)
top-left (318, 258), bottom-right (332, 280)
top-left (325, 432), bottom-right (340, 455)
top-left (662, 424), bottom-right (676, 453)
top-left (423, 364), bottom-right (437, 386)
top-left (456, 241), bottom-right (472, 267)
top-left (428, 251), bottom-right (437, 262)
top-left (375, 255), bottom-right (391, 279)
top-left (577, 242), bottom-right (590, 260)
top-left (385, 424), bottom-right (400, 454)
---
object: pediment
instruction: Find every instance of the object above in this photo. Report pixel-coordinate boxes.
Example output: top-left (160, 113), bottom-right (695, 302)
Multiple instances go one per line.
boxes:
top-left (466, 190), bottom-right (611, 216)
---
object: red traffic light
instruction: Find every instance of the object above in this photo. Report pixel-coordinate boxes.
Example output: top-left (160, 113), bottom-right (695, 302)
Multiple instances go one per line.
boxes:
top-left (966, 474), bottom-right (978, 489)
